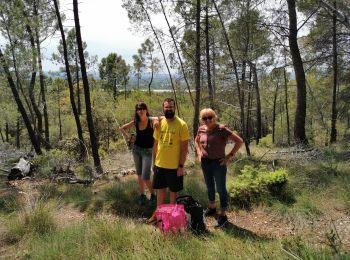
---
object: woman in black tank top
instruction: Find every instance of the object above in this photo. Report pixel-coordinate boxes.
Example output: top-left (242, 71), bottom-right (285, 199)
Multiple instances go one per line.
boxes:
top-left (119, 101), bottom-right (158, 207)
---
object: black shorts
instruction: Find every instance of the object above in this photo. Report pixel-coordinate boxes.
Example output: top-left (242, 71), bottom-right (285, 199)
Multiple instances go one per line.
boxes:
top-left (153, 166), bottom-right (183, 192)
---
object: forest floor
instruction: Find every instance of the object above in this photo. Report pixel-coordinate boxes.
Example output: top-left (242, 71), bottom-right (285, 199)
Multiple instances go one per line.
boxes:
top-left (0, 146), bottom-right (349, 256)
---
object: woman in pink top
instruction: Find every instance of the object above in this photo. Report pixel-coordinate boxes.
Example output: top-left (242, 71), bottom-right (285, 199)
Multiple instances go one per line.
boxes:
top-left (195, 108), bottom-right (243, 227)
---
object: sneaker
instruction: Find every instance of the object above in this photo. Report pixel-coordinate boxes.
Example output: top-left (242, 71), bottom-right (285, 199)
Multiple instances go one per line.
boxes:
top-left (146, 212), bottom-right (157, 225)
top-left (215, 215), bottom-right (228, 228)
top-left (138, 194), bottom-right (147, 206)
top-left (149, 194), bottom-right (157, 207)
top-left (204, 207), bottom-right (217, 216)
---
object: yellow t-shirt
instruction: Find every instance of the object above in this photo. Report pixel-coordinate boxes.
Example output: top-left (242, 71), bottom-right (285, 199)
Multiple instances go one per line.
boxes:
top-left (154, 116), bottom-right (190, 169)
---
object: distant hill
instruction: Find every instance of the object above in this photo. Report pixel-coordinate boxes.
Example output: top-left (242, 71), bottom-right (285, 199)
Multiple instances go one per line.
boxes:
top-left (46, 71), bottom-right (174, 90)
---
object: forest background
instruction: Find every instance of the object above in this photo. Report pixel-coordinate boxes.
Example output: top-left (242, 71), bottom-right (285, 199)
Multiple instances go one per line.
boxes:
top-left (0, 0), bottom-right (349, 258)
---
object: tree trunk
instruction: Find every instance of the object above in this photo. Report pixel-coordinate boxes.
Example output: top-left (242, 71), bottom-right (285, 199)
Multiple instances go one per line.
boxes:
top-left (205, 0), bottom-right (214, 109)
top-left (0, 48), bottom-right (41, 154)
top-left (75, 51), bottom-right (81, 115)
top-left (114, 78), bottom-right (117, 100)
top-left (211, 37), bottom-right (216, 96)
top-left (251, 63), bottom-right (262, 145)
top-left (107, 118), bottom-right (110, 151)
top-left (8, 158), bottom-right (32, 180)
top-left (73, 0), bottom-right (103, 174)
top-left (212, 0), bottom-right (247, 151)
top-left (0, 12), bottom-right (34, 126)
top-left (283, 67), bottom-right (291, 146)
top-left (0, 128), bottom-right (4, 143)
top-left (287, 0), bottom-right (308, 145)
top-left (330, 0), bottom-right (338, 143)
top-left (53, 0), bottom-right (86, 158)
top-left (272, 82), bottom-right (279, 144)
top-left (25, 21), bottom-right (43, 147)
top-left (159, 0), bottom-right (194, 107)
top-left (5, 122), bottom-right (9, 143)
top-left (57, 82), bottom-right (62, 140)
top-left (33, 2), bottom-right (50, 149)
top-left (193, 0), bottom-right (201, 138)
top-left (16, 117), bottom-right (20, 148)
top-left (245, 72), bottom-right (252, 145)
top-left (148, 62), bottom-right (153, 97)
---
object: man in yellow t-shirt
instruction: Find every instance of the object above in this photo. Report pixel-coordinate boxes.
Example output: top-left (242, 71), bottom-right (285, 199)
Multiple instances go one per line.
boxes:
top-left (147, 98), bottom-right (189, 224)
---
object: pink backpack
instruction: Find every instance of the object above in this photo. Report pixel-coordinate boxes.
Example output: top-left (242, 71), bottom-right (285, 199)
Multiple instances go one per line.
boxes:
top-left (155, 204), bottom-right (187, 235)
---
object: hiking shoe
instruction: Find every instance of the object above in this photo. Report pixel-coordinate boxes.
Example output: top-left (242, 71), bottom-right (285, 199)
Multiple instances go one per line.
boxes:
top-left (138, 194), bottom-right (147, 206)
top-left (149, 194), bottom-right (157, 207)
top-left (215, 215), bottom-right (228, 228)
top-left (204, 207), bottom-right (217, 216)
top-left (146, 212), bottom-right (157, 225)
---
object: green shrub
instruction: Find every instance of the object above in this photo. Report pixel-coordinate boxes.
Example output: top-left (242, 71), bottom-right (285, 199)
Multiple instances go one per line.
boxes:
top-left (258, 134), bottom-right (272, 148)
top-left (227, 165), bottom-right (289, 207)
top-left (32, 149), bottom-right (72, 177)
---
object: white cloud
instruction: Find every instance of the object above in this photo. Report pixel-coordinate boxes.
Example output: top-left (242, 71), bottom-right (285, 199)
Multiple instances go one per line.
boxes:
top-left (43, 0), bottom-right (145, 71)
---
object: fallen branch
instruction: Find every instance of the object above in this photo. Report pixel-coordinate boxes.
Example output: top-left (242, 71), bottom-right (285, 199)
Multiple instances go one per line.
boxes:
top-left (8, 158), bottom-right (33, 180)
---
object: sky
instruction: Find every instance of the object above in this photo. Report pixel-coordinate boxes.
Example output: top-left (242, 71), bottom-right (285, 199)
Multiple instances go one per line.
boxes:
top-left (42, 0), bottom-right (146, 72)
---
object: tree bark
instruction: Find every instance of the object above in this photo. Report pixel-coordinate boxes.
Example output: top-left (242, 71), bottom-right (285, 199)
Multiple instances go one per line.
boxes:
top-left (75, 51), bottom-right (81, 115)
top-left (0, 128), bottom-right (4, 143)
top-left (25, 20), bottom-right (43, 147)
top-left (330, 0), bottom-right (338, 143)
top-left (5, 122), bottom-right (9, 143)
top-left (33, 1), bottom-right (50, 149)
top-left (251, 63), bottom-right (262, 145)
top-left (205, 0), bottom-right (214, 109)
top-left (283, 67), bottom-right (291, 146)
top-left (16, 117), bottom-right (21, 148)
top-left (287, 0), bottom-right (308, 145)
top-left (73, 0), bottom-right (103, 174)
top-left (57, 82), bottom-right (62, 140)
top-left (193, 0), bottom-right (201, 138)
top-left (0, 48), bottom-right (41, 154)
top-left (212, 0), bottom-right (247, 152)
top-left (53, 0), bottom-right (86, 158)
top-left (272, 82), bottom-right (279, 144)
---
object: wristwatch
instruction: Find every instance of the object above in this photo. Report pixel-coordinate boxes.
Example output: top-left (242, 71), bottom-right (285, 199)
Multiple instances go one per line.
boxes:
top-left (178, 164), bottom-right (184, 168)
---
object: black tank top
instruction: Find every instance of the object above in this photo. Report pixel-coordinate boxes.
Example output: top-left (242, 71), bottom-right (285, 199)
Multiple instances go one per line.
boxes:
top-left (135, 117), bottom-right (154, 148)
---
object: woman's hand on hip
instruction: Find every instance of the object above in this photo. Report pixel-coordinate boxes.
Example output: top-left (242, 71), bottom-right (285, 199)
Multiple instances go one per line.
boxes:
top-left (219, 155), bottom-right (231, 165)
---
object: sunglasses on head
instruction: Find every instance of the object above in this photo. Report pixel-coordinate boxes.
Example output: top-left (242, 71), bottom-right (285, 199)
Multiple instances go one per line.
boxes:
top-left (136, 107), bottom-right (146, 111)
top-left (202, 116), bottom-right (213, 121)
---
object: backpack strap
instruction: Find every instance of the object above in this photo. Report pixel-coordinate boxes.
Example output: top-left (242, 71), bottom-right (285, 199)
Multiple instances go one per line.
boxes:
top-left (148, 116), bottom-right (153, 128)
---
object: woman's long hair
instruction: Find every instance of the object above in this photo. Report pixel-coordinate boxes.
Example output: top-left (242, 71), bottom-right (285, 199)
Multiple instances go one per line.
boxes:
top-left (134, 101), bottom-right (150, 123)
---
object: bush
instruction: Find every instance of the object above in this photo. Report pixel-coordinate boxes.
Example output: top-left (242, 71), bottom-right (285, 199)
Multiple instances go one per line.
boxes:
top-left (227, 165), bottom-right (288, 207)
top-left (258, 134), bottom-right (272, 148)
top-left (32, 149), bottom-right (72, 177)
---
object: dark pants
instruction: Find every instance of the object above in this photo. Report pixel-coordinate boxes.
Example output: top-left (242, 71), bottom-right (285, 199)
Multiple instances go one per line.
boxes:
top-left (201, 158), bottom-right (228, 210)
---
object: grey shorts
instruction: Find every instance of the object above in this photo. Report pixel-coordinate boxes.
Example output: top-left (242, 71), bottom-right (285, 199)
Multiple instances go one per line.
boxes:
top-left (132, 145), bottom-right (153, 180)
